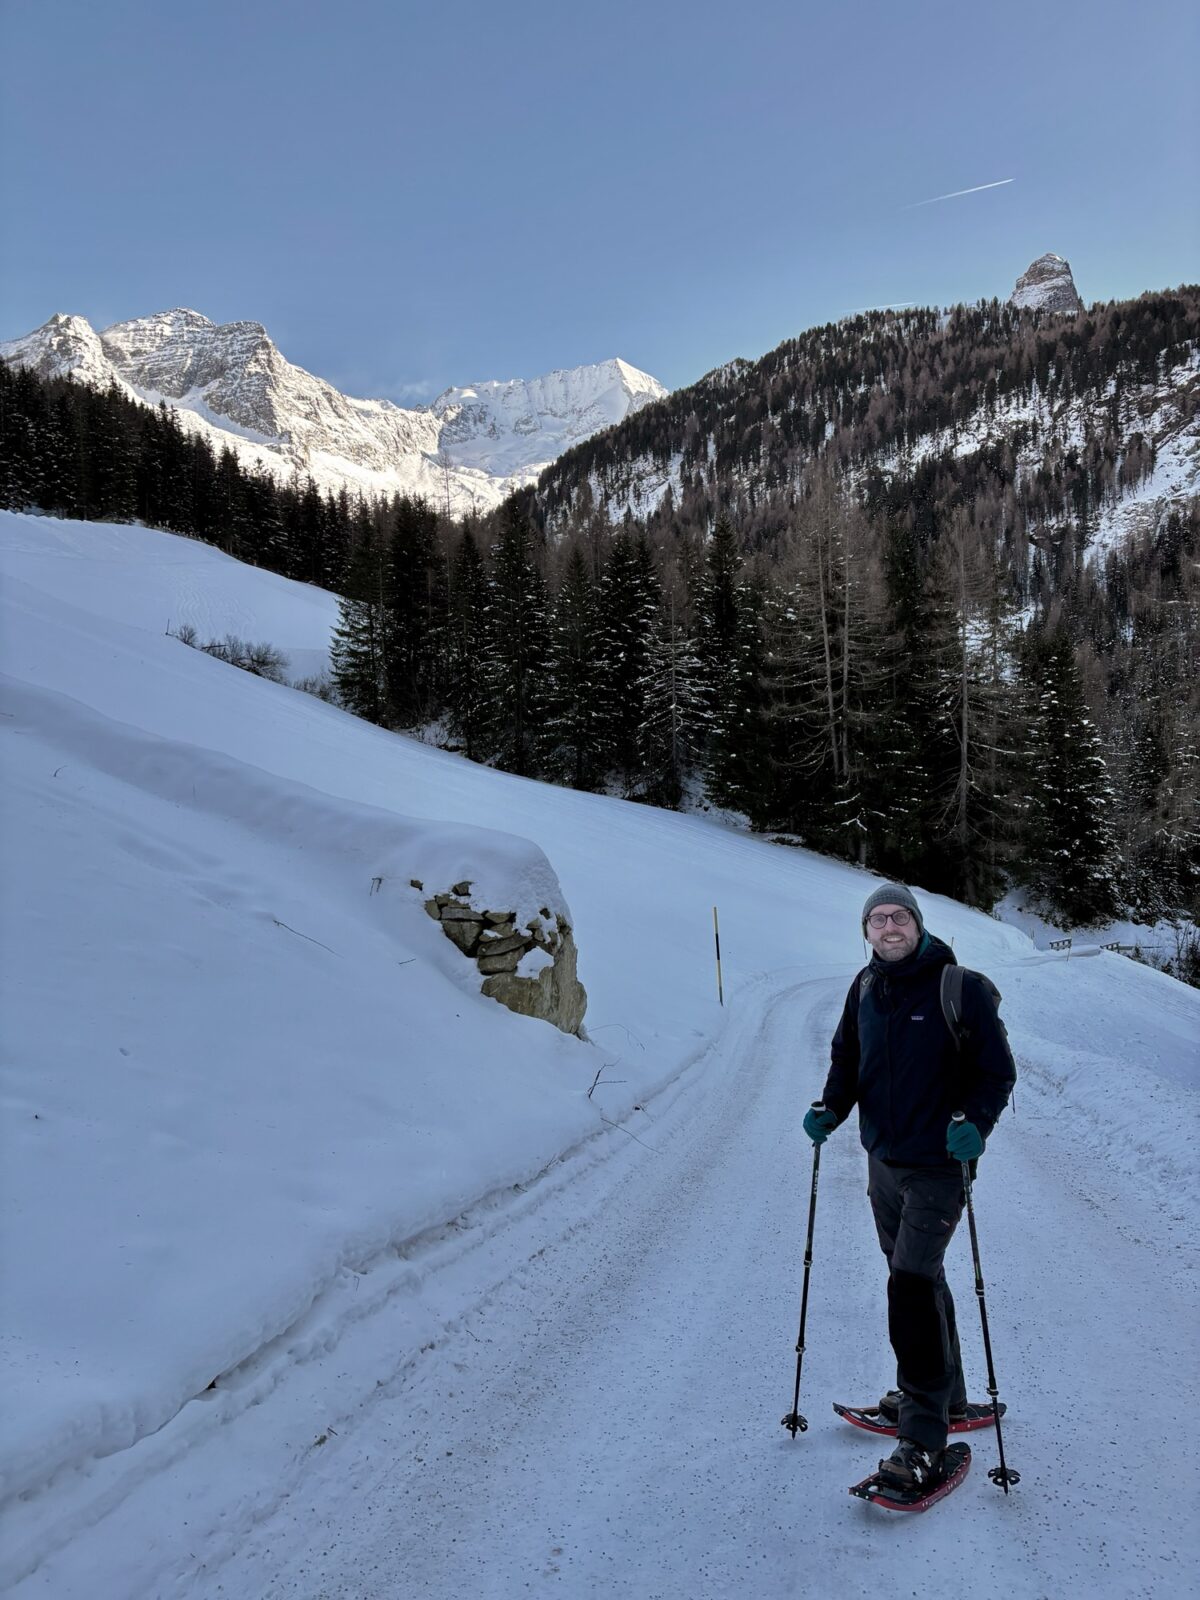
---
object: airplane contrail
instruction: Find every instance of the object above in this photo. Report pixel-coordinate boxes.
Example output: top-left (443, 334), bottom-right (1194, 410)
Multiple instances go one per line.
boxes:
top-left (907, 178), bottom-right (1014, 208)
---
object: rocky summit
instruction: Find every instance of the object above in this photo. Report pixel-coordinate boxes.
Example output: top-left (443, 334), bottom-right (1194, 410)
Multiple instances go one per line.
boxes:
top-left (1010, 253), bottom-right (1085, 313)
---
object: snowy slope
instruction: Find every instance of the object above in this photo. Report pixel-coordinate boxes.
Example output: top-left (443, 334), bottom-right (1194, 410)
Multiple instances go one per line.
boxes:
top-left (1088, 346), bottom-right (1200, 558)
top-left (0, 311), bottom-right (668, 514)
top-left (0, 515), bottom-right (342, 685)
top-left (1, 510), bottom-right (1197, 1598)
top-left (869, 343), bottom-right (1200, 566)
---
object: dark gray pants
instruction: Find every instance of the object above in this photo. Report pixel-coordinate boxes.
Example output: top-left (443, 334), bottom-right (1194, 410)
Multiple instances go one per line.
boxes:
top-left (867, 1155), bottom-right (967, 1452)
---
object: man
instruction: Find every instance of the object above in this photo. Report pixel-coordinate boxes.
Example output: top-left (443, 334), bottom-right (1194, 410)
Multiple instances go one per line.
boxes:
top-left (803, 882), bottom-right (1016, 1494)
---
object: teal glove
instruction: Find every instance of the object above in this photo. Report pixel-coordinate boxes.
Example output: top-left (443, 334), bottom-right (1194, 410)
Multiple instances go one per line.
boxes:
top-left (947, 1118), bottom-right (985, 1161)
top-left (803, 1106), bottom-right (839, 1146)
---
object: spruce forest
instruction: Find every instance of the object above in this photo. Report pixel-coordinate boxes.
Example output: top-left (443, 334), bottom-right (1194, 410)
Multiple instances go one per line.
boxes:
top-left (3, 287), bottom-right (1197, 948)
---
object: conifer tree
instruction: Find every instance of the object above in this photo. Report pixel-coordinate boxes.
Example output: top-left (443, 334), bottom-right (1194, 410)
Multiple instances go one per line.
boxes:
top-left (758, 574), bottom-right (836, 838)
top-left (694, 514), bottom-right (765, 815)
top-left (317, 488), bottom-right (351, 594)
top-left (220, 462), bottom-right (261, 564)
top-left (544, 544), bottom-right (605, 789)
top-left (141, 403), bottom-right (194, 533)
top-left (445, 525), bottom-right (491, 761)
top-left (878, 521), bottom-right (961, 887)
top-left (3, 367), bottom-right (61, 512)
top-left (1106, 619), bottom-right (1200, 918)
top-left (487, 499), bottom-right (548, 776)
top-left (276, 479), bottom-right (307, 581)
top-left (46, 390), bottom-right (80, 517)
top-left (1017, 627), bottom-right (1121, 925)
top-left (186, 433), bottom-right (219, 546)
top-left (0, 362), bottom-right (25, 507)
top-left (386, 495), bottom-right (440, 726)
top-left (595, 530), bottom-right (661, 791)
top-left (83, 382), bottom-right (137, 522)
top-left (330, 521), bottom-right (391, 724)
top-left (294, 478), bottom-right (328, 587)
top-left (638, 598), bottom-right (706, 806)
top-left (939, 533), bottom-right (1026, 906)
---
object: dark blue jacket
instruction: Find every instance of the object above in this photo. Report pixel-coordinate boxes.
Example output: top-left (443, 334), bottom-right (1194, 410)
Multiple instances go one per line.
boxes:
top-left (821, 934), bottom-right (1016, 1168)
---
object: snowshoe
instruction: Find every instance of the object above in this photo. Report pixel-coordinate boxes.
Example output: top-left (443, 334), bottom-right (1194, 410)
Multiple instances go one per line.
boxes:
top-left (849, 1440), bottom-right (971, 1512)
top-left (878, 1438), bottom-right (945, 1489)
top-left (834, 1396), bottom-right (1005, 1436)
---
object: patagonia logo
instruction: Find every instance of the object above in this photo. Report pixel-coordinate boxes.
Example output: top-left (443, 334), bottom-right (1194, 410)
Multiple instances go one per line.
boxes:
top-left (911, 1013), bottom-right (925, 1021)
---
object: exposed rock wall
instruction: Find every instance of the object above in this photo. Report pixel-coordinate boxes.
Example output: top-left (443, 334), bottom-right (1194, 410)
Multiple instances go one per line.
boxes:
top-left (1010, 253), bottom-right (1084, 313)
top-left (415, 879), bottom-right (587, 1036)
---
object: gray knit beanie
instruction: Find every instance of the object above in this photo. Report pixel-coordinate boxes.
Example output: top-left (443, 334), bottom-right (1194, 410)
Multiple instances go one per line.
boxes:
top-left (861, 882), bottom-right (924, 936)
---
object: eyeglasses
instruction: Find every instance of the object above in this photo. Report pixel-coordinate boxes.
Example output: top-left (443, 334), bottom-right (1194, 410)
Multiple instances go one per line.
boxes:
top-left (867, 909), bottom-right (913, 928)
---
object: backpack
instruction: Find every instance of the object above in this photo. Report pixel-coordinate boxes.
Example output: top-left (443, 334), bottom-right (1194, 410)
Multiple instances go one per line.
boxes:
top-left (858, 964), bottom-right (1002, 1050)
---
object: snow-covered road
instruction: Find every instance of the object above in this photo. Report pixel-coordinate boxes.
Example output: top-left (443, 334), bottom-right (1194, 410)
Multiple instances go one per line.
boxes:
top-left (19, 968), bottom-right (1194, 1600)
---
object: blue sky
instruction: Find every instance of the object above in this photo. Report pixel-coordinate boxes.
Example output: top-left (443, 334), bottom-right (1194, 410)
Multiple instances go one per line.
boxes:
top-left (2, 0), bottom-right (1196, 399)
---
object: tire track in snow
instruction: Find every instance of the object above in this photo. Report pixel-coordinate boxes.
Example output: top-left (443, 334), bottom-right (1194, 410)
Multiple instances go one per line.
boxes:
top-left (220, 975), bottom-right (1195, 1600)
top-left (213, 974), bottom-right (849, 1599)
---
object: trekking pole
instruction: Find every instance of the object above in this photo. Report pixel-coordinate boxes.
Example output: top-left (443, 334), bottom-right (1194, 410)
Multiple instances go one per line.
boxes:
top-left (952, 1112), bottom-right (1020, 1492)
top-left (781, 1103), bottom-right (824, 1437)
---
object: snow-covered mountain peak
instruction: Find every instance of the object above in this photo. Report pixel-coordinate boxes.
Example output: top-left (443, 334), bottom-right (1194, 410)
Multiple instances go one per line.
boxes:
top-left (431, 357), bottom-right (667, 477)
top-left (106, 306), bottom-right (223, 339)
top-left (99, 307), bottom-right (274, 366)
top-left (1010, 253), bottom-right (1084, 313)
top-left (434, 356), bottom-right (664, 416)
top-left (1, 312), bottom-right (113, 389)
top-left (0, 309), bottom-right (668, 511)
top-left (94, 310), bottom-right (297, 437)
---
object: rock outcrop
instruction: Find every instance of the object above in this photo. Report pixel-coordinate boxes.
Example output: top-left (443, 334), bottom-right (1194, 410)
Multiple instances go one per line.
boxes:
top-left (417, 880), bottom-right (587, 1036)
top-left (1009, 253), bottom-right (1084, 314)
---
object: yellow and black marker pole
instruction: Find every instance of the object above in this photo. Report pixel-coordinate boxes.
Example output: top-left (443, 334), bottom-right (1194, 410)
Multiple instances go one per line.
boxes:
top-left (713, 906), bottom-right (724, 1006)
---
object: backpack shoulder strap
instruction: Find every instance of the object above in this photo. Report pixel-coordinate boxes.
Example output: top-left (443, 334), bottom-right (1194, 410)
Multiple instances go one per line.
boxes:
top-left (853, 967), bottom-right (875, 1031)
top-left (941, 966), bottom-right (1003, 1050)
top-left (940, 964), bottom-right (967, 1050)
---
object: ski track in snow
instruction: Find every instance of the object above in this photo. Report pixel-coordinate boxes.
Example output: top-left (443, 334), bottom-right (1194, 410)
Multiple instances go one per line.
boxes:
top-left (13, 973), bottom-right (1196, 1600)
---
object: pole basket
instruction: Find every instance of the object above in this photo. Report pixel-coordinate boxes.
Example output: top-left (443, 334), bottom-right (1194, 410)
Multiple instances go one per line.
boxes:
top-left (781, 1411), bottom-right (808, 1436)
top-left (988, 1464), bottom-right (1021, 1491)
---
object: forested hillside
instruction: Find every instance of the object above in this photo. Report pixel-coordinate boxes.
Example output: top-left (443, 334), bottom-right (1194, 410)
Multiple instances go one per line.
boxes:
top-left (527, 291), bottom-right (1200, 924)
top-left (536, 292), bottom-right (1197, 549)
top-left (3, 288), bottom-right (1197, 945)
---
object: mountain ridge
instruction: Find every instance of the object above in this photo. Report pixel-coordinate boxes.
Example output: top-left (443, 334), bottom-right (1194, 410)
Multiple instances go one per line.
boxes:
top-left (0, 309), bottom-right (668, 513)
top-left (529, 283), bottom-right (1200, 564)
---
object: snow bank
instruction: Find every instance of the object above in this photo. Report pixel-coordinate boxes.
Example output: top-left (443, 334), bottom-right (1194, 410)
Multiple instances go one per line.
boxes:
top-left (0, 676), bottom-right (585, 1506)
